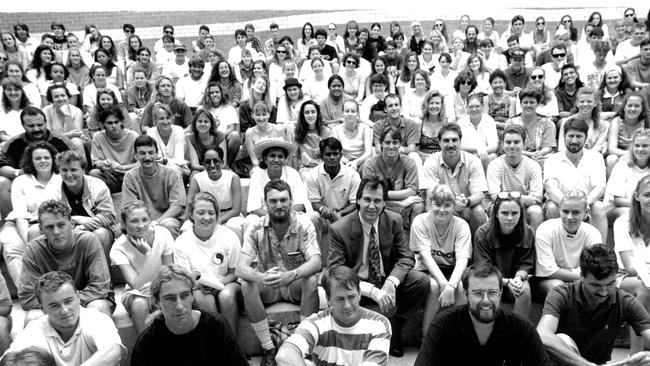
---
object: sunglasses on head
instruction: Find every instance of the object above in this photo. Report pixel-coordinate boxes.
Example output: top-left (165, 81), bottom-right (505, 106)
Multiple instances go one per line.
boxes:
top-left (497, 191), bottom-right (522, 200)
top-left (531, 74), bottom-right (544, 80)
top-left (635, 128), bottom-right (650, 137)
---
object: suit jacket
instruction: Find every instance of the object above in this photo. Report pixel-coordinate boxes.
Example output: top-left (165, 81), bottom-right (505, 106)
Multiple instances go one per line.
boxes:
top-left (328, 209), bottom-right (415, 284)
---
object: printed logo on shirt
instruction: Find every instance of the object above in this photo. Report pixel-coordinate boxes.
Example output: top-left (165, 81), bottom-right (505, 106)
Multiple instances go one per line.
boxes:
top-left (431, 250), bottom-right (455, 259)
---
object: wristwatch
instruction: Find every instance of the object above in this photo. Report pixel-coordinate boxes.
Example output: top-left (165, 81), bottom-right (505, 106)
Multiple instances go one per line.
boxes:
top-left (291, 269), bottom-right (299, 282)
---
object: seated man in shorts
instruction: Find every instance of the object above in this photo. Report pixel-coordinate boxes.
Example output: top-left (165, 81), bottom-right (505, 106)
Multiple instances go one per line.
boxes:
top-left (537, 244), bottom-right (650, 365)
top-left (8, 271), bottom-right (124, 366)
top-left (236, 179), bottom-right (321, 366)
top-left (276, 266), bottom-right (391, 366)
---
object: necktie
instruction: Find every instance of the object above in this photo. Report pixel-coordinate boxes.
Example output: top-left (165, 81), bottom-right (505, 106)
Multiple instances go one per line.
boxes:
top-left (368, 226), bottom-right (382, 287)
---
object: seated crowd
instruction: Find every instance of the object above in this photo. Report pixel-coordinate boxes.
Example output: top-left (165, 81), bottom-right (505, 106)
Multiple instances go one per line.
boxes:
top-left (1, 8), bottom-right (650, 366)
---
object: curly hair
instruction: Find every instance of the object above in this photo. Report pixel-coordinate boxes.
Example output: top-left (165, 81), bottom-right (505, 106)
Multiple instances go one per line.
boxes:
top-left (20, 141), bottom-right (59, 175)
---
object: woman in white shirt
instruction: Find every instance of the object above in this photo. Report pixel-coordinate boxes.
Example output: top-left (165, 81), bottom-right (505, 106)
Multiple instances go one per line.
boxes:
top-left (146, 103), bottom-right (189, 179)
top-left (0, 78), bottom-right (28, 142)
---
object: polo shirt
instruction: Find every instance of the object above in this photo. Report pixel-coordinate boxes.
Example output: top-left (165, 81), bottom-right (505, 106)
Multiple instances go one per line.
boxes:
top-left (505, 67), bottom-right (532, 91)
top-left (420, 151), bottom-right (488, 196)
top-left (543, 281), bottom-right (650, 364)
top-left (305, 163), bottom-right (360, 211)
top-left (543, 150), bottom-right (606, 197)
top-left (535, 218), bottom-right (602, 277)
top-left (372, 116), bottom-right (420, 147)
top-left (7, 307), bottom-right (124, 366)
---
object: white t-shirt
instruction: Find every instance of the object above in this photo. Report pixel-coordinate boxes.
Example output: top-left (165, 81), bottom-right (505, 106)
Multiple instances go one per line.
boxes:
top-left (410, 214), bottom-right (472, 270)
top-left (535, 218), bottom-right (602, 277)
top-left (614, 212), bottom-right (650, 271)
top-left (174, 225), bottom-right (241, 282)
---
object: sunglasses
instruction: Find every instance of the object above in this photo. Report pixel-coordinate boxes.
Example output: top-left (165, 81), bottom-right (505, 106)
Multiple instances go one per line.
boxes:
top-left (537, 22), bottom-right (545, 25)
top-left (625, 13), bottom-right (635, 17)
top-left (497, 191), bottom-right (522, 200)
top-left (435, 23), bottom-right (443, 27)
top-left (562, 20), bottom-right (572, 23)
top-left (276, 49), bottom-right (286, 54)
top-left (459, 80), bottom-right (471, 85)
top-left (164, 30), bottom-right (174, 34)
top-left (328, 28), bottom-right (336, 31)
top-left (203, 158), bottom-right (222, 166)
top-left (0, 57), bottom-right (8, 61)
top-left (531, 74), bottom-right (544, 80)
top-left (346, 60), bottom-right (357, 65)
top-left (552, 53), bottom-right (566, 58)
top-left (125, 30), bottom-right (134, 34)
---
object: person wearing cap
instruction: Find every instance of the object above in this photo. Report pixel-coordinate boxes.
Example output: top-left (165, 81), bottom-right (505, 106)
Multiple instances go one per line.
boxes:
top-left (161, 43), bottom-right (189, 84)
top-left (246, 138), bottom-right (311, 218)
top-left (504, 48), bottom-right (532, 93)
top-left (236, 179), bottom-right (321, 366)
top-left (277, 78), bottom-right (307, 124)
top-left (503, 36), bottom-right (533, 69)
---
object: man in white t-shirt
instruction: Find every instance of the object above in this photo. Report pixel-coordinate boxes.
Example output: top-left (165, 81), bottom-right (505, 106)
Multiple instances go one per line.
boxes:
top-left (544, 118), bottom-right (607, 241)
top-left (161, 44), bottom-right (189, 84)
top-left (535, 192), bottom-right (602, 298)
top-left (6, 271), bottom-right (124, 366)
top-left (175, 56), bottom-right (209, 110)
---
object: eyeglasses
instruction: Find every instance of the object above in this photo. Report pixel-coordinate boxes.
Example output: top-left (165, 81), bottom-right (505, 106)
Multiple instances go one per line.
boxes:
top-left (531, 74), bottom-right (544, 80)
top-left (562, 19), bottom-right (571, 23)
top-left (203, 158), bottom-right (222, 166)
top-left (625, 13), bottom-right (635, 17)
top-left (497, 191), bottom-right (522, 200)
top-left (552, 53), bottom-right (566, 58)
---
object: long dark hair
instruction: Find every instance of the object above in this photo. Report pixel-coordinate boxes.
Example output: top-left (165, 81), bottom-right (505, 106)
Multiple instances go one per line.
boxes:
top-left (30, 45), bottom-right (54, 78)
top-left (94, 48), bottom-right (117, 76)
top-left (488, 195), bottom-right (528, 244)
top-left (629, 175), bottom-right (650, 239)
top-left (127, 35), bottom-right (143, 62)
top-left (209, 60), bottom-right (238, 86)
top-left (295, 100), bottom-right (325, 144)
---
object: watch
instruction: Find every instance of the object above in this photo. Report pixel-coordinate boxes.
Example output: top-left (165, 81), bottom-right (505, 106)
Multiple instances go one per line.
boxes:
top-left (291, 269), bottom-right (299, 282)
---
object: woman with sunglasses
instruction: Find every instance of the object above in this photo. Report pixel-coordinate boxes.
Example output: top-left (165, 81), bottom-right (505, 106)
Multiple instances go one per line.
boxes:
top-left (268, 44), bottom-right (291, 88)
top-left (623, 8), bottom-right (639, 38)
top-left (431, 19), bottom-right (449, 44)
top-left (558, 15), bottom-right (578, 43)
top-left (607, 93), bottom-right (649, 176)
top-left (558, 87), bottom-right (609, 155)
top-left (506, 88), bottom-right (557, 163)
top-left (110, 200), bottom-right (174, 335)
top-left (532, 16), bottom-right (551, 56)
top-left (450, 71), bottom-right (478, 123)
top-left (411, 184), bottom-right (470, 338)
top-left (514, 67), bottom-right (559, 119)
top-left (474, 191), bottom-right (534, 318)
top-left (614, 174), bottom-right (650, 354)
top-left (187, 148), bottom-right (242, 226)
top-left (340, 53), bottom-right (365, 103)
top-left (606, 129), bottom-right (650, 224)
top-left (186, 110), bottom-right (227, 175)
top-left (598, 66), bottom-right (632, 121)
top-left (477, 18), bottom-right (499, 47)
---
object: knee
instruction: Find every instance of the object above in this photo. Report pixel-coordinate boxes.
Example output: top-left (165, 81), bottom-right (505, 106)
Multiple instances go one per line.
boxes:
top-left (301, 274), bottom-right (319, 292)
top-left (591, 201), bottom-right (606, 217)
top-left (544, 201), bottom-right (560, 219)
top-left (526, 205), bottom-right (543, 218)
top-left (130, 297), bottom-right (150, 314)
top-left (87, 299), bottom-right (113, 315)
top-left (606, 154), bottom-right (619, 167)
top-left (471, 205), bottom-right (487, 222)
top-left (218, 286), bottom-right (239, 305)
top-left (227, 131), bottom-right (241, 145)
top-left (93, 227), bottom-right (114, 249)
top-left (0, 177), bottom-right (12, 192)
top-left (429, 278), bottom-right (441, 296)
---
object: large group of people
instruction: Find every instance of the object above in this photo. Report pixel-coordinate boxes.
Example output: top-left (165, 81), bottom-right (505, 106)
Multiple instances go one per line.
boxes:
top-left (1, 8), bottom-right (650, 366)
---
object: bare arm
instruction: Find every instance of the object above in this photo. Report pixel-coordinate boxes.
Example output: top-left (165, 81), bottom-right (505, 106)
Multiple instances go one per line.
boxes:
top-left (537, 314), bottom-right (596, 366)
top-left (80, 344), bottom-right (123, 366)
top-left (276, 343), bottom-right (308, 366)
top-left (544, 179), bottom-right (564, 205)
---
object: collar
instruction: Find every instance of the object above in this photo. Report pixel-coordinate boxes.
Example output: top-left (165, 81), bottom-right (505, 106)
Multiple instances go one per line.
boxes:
top-left (28, 173), bottom-right (57, 188)
top-left (602, 89), bottom-right (620, 99)
top-left (438, 151), bottom-right (466, 169)
top-left (263, 211), bottom-right (300, 234)
top-left (385, 116), bottom-right (405, 129)
top-left (318, 163), bottom-right (344, 180)
top-left (358, 212), bottom-right (379, 236)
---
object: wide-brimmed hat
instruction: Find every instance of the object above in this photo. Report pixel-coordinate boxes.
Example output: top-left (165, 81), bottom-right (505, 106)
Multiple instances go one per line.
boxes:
top-left (253, 138), bottom-right (296, 160)
top-left (282, 78), bottom-right (302, 91)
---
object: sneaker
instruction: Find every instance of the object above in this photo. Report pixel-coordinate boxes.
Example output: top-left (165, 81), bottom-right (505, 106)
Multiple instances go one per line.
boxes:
top-left (260, 347), bottom-right (277, 366)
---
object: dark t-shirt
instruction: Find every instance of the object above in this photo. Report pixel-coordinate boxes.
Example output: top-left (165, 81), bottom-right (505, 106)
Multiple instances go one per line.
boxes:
top-left (554, 88), bottom-right (579, 114)
top-left (63, 184), bottom-right (91, 217)
top-left (131, 311), bottom-right (248, 366)
top-left (505, 67), bottom-right (531, 91)
top-left (415, 305), bottom-right (551, 366)
top-left (542, 281), bottom-right (650, 364)
top-left (318, 45), bottom-right (339, 62)
top-left (0, 131), bottom-right (71, 169)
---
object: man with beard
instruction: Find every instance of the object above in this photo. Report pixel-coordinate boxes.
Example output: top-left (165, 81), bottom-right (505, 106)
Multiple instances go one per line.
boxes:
top-left (421, 123), bottom-right (488, 235)
top-left (121, 135), bottom-right (186, 238)
top-left (537, 245), bottom-right (650, 365)
top-left (305, 137), bottom-right (360, 247)
top-left (544, 119), bottom-right (608, 242)
top-left (175, 56), bottom-right (209, 113)
top-left (276, 266), bottom-right (391, 366)
top-left (363, 127), bottom-right (423, 230)
top-left (0, 106), bottom-right (71, 221)
top-left (415, 262), bottom-right (551, 366)
top-left (236, 179), bottom-right (321, 366)
top-left (329, 177), bottom-right (429, 357)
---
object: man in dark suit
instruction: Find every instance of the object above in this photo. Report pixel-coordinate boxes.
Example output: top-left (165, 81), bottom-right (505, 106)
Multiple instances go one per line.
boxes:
top-left (328, 177), bottom-right (430, 357)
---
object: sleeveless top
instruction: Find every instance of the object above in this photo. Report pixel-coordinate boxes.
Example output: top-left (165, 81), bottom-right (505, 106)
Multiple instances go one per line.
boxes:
top-left (195, 169), bottom-right (234, 210)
